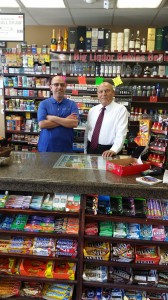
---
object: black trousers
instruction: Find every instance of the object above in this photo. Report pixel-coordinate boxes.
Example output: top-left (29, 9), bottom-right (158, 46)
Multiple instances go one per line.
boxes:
top-left (87, 141), bottom-right (112, 155)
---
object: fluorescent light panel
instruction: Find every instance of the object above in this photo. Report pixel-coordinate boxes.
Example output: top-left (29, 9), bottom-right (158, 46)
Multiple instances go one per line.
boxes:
top-left (117, 0), bottom-right (163, 8)
top-left (0, 0), bottom-right (20, 7)
top-left (20, 0), bottom-right (65, 8)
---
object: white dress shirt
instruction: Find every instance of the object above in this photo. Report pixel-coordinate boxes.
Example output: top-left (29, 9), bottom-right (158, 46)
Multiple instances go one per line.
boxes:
top-left (84, 100), bottom-right (128, 154)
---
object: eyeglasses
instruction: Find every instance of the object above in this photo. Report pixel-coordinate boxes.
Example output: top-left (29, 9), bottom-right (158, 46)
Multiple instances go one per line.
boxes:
top-left (51, 83), bottom-right (65, 87)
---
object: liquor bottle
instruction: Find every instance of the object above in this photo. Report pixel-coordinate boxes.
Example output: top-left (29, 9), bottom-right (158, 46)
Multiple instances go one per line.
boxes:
top-left (135, 30), bottom-right (140, 51)
top-left (140, 38), bottom-right (146, 52)
top-left (129, 32), bottom-right (135, 51)
top-left (57, 29), bottom-right (62, 52)
top-left (63, 29), bottom-right (68, 51)
top-left (50, 29), bottom-right (57, 51)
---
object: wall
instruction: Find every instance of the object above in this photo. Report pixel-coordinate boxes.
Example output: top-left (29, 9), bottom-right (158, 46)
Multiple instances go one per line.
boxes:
top-left (7, 25), bottom-right (148, 48)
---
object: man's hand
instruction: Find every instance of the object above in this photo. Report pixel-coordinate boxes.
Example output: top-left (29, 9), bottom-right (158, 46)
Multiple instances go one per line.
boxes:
top-left (102, 150), bottom-right (116, 158)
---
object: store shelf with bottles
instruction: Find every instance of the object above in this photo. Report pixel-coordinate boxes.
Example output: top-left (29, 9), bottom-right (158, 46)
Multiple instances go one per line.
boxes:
top-left (50, 49), bottom-right (168, 79)
top-left (147, 118), bottom-right (168, 168)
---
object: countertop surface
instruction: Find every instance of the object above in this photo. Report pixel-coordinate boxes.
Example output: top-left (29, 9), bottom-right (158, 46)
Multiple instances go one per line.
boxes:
top-left (0, 152), bottom-right (167, 197)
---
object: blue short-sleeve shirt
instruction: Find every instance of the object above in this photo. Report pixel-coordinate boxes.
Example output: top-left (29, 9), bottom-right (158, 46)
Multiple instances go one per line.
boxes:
top-left (37, 97), bottom-right (79, 152)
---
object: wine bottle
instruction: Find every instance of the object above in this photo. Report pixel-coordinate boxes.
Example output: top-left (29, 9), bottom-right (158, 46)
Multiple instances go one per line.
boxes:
top-left (63, 29), bottom-right (68, 51)
top-left (50, 29), bottom-right (57, 51)
top-left (135, 30), bottom-right (140, 51)
top-left (129, 33), bottom-right (135, 51)
top-left (57, 29), bottom-right (62, 51)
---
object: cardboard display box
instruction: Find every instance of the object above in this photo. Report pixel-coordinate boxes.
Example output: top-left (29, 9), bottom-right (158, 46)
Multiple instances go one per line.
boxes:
top-left (106, 157), bottom-right (150, 176)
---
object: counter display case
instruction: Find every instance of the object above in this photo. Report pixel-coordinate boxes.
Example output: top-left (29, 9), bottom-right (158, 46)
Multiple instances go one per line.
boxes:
top-left (0, 152), bottom-right (167, 299)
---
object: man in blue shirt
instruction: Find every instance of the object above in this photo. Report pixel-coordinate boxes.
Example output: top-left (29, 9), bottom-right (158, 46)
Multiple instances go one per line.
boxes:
top-left (37, 76), bottom-right (79, 152)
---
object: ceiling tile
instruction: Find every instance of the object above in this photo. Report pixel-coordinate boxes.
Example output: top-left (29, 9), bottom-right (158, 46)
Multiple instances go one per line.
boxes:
top-left (113, 8), bottom-right (157, 26)
top-left (27, 8), bottom-right (74, 25)
top-left (70, 8), bottom-right (114, 26)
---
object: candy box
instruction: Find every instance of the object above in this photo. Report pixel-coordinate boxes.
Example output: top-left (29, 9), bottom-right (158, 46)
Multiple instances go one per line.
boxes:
top-left (106, 158), bottom-right (150, 176)
top-left (135, 245), bottom-right (160, 264)
top-left (19, 259), bottom-right (54, 278)
top-left (52, 262), bottom-right (76, 280)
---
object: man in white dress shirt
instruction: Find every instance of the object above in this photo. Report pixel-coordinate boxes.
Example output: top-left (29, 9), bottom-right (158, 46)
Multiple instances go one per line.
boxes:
top-left (84, 82), bottom-right (128, 158)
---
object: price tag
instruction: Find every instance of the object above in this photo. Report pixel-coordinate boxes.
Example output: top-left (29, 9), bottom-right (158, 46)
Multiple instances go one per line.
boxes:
top-left (72, 90), bottom-right (78, 95)
top-left (150, 96), bottom-right (158, 102)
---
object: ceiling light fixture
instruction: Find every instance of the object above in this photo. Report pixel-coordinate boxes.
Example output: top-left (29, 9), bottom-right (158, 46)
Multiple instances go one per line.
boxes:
top-left (83, 0), bottom-right (97, 3)
top-left (117, 0), bottom-right (163, 8)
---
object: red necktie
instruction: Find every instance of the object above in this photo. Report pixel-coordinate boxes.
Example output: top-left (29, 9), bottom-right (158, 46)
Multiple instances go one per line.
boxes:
top-left (90, 107), bottom-right (106, 150)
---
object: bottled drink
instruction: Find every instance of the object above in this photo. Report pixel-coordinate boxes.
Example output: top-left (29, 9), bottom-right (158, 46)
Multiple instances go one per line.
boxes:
top-left (135, 30), bottom-right (140, 51)
top-left (57, 29), bottom-right (63, 52)
top-left (50, 29), bottom-right (57, 51)
top-left (129, 33), bottom-right (135, 51)
top-left (63, 29), bottom-right (68, 51)
top-left (140, 38), bottom-right (146, 52)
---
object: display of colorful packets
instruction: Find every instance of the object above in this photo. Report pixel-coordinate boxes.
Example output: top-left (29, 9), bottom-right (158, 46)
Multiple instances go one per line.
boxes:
top-left (0, 191), bottom-right (8, 208)
top-left (11, 214), bottom-right (28, 231)
top-left (160, 199), bottom-right (168, 220)
top-left (5, 195), bottom-right (32, 209)
top-left (32, 237), bottom-right (56, 257)
top-left (0, 278), bottom-right (21, 298)
top-left (99, 221), bottom-right (113, 236)
top-left (111, 243), bottom-right (134, 262)
top-left (83, 264), bottom-right (108, 282)
top-left (84, 241), bottom-right (110, 261)
top-left (147, 199), bottom-right (163, 219)
top-left (8, 236), bottom-right (33, 254)
top-left (24, 215), bottom-right (55, 233)
top-left (55, 238), bottom-right (78, 258)
top-left (135, 245), bottom-right (160, 264)
top-left (42, 283), bottom-right (74, 300)
top-left (19, 281), bottom-right (43, 298)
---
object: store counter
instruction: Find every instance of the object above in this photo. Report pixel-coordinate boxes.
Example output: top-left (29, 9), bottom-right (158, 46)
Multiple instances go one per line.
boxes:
top-left (0, 152), bottom-right (167, 198)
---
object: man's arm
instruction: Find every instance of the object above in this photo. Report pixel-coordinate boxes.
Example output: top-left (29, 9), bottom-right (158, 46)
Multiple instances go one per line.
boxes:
top-left (46, 113), bottom-right (78, 128)
top-left (102, 107), bottom-right (128, 158)
top-left (38, 119), bottom-right (60, 129)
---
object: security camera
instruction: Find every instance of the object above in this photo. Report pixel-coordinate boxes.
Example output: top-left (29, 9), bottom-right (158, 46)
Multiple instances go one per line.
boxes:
top-left (104, 0), bottom-right (110, 9)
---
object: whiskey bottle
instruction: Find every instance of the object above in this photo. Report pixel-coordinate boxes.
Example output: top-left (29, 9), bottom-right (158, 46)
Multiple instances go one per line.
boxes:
top-left (50, 29), bottom-right (57, 52)
top-left (129, 33), bottom-right (135, 51)
top-left (135, 30), bottom-right (140, 51)
top-left (140, 38), bottom-right (146, 52)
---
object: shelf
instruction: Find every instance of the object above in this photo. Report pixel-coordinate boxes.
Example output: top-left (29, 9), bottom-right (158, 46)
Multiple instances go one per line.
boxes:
top-left (0, 208), bottom-right (79, 217)
top-left (0, 230), bottom-right (79, 239)
top-left (83, 259), bottom-right (167, 271)
top-left (83, 281), bottom-right (168, 293)
top-left (0, 274), bottom-right (77, 284)
top-left (4, 86), bottom-right (50, 90)
top-left (85, 213), bottom-right (168, 226)
top-left (5, 96), bottom-right (46, 100)
top-left (132, 96), bottom-right (168, 102)
top-left (3, 73), bottom-right (51, 77)
top-left (84, 235), bottom-right (168, 245)
top-left (6, 130), bottom-right (39, 135)
top-left (5, 109), bottom-right (37, 113)
top-left (0, 252), bottom-right (78, 262)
